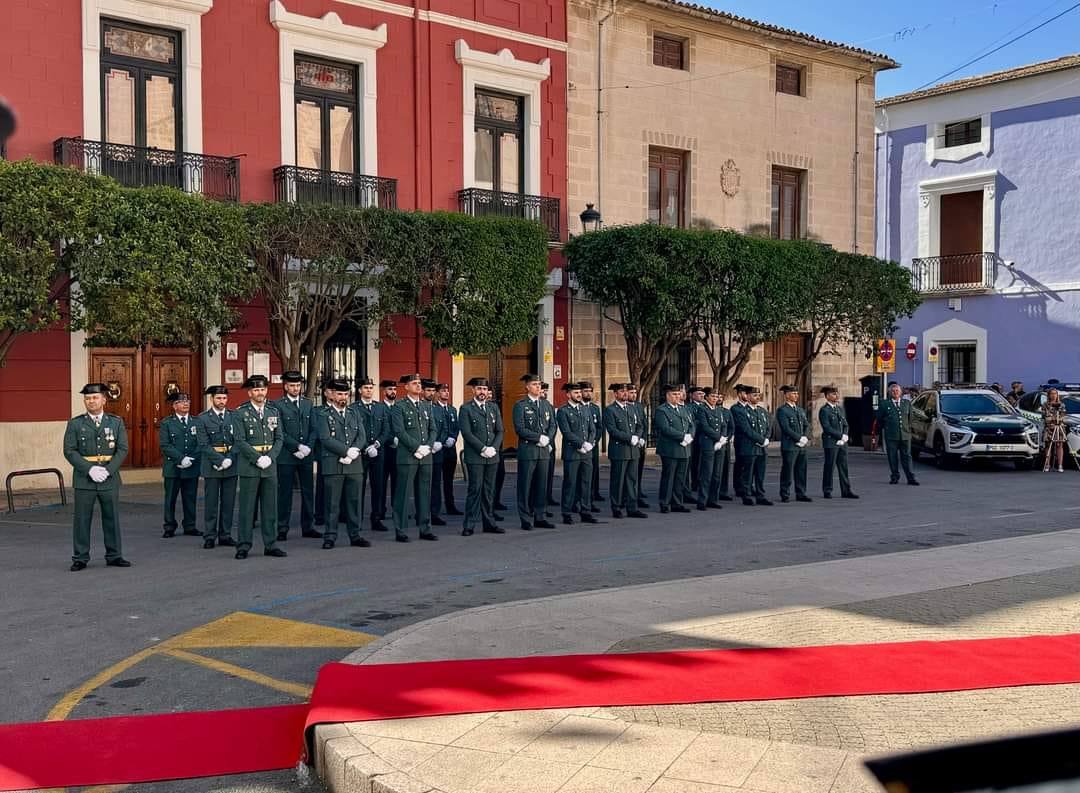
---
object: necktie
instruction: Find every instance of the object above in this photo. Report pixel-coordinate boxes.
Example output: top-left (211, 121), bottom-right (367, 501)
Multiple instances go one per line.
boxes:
top-left (181, 416), bottom-right (187, 427)
top-left (93, 415), bottom-right (101, 428)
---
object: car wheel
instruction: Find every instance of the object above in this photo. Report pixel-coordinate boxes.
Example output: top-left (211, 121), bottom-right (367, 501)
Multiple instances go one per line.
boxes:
top-left (933, 434), bottom-right (952, 469)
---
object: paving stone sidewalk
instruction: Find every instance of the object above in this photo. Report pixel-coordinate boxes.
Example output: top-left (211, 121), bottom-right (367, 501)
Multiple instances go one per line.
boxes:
top-left (315, 529), bottom-right (1080, 793)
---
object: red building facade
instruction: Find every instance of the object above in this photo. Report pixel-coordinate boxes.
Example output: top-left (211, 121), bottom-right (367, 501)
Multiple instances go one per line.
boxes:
top-left (0, 0), bottom-right (568, 475)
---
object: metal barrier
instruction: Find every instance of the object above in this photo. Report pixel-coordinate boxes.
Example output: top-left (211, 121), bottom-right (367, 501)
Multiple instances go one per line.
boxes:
top-left (5, 468), bottom-right (67, 513)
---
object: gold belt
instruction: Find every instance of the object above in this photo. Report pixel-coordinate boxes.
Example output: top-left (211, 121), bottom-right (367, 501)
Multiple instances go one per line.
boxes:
top-left (213, 446), bottom-right (231, 453)
top-left (252, 444), bottom-right (273, 452)
top-left (84, 455), bottom-right (112, 463)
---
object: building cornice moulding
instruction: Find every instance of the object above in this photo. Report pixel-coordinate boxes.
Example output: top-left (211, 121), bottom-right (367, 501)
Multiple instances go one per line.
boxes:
top-left (271, 1), bottom-right (387, 48)
top-left (455, 40), bottom-right (550, 81)
top-left (136, 0), bottom-right (212, 13)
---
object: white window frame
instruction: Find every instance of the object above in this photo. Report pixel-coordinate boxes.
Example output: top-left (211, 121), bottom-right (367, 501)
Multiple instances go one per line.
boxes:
top-left (925, 114), bottom-right (990, 163)
top-left (270, 0), bottom-right (386, 176)
top-left (917, 169), bottom-right (998, 262)
top-left (456, 40), bottom-right (549, 196)
top-left (922, 318), bottom-right (987, 387)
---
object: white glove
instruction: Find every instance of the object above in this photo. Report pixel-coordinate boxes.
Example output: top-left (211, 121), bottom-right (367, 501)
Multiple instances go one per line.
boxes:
top-left (713, 440), bottom-right (724, 451)
top-left (340, 456), bottom-right (352, 465)
top-left (432, 441), bottom-right (443, 453)
top-left (760, 439), bottom-right (770, 449)
top-left (841, 434), bottom-right (849, 443)
top-left (638, 437), bottom-right (647, 448)
top-left (445, 437), bottom-right (456, 447)
top-left (213, 464), bottom-right (222, 472)
top-left (293, 450), bottom-right (306, 459)
top-left (297, 444), bottom-right (311, 458)
top-left (719, 437), bottom-right (728, 448)
top-left (256, 455), bottom-right (272, 469)
top-left (630, 435), bottom-right (640, 447)
top-left (481, 446), bottom-right (497, 459)
top-left (837, 439), bottom-right (846, 447)
top-left (179, 456), bottom-right (194, 468)
top-left (583, 442), bottom-right (594, 453)
top-left (538, 434), bottom-right (550, 448)
top-left (347, 447), bottom-right (361, 460)
top-left (798, 436), bottom-right (808, 448)
top-left (89, 465), bottom-right (109, 483)
top-left (418, 445), bottom-right (432, 458)
top-left (392, 436), bottom-right (399, 447)
top-left (413, 450), bottom-right (425, 460)
top-left (683, 433), bottom-right (693, 445)
top-left (220, 457), bottom-right (233, 470)
top-left (366, 445), bottom-right (379, 458)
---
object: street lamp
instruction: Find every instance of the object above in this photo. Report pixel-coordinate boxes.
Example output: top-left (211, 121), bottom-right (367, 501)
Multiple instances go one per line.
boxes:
top-left (579, 203), bottom-right (602, 232)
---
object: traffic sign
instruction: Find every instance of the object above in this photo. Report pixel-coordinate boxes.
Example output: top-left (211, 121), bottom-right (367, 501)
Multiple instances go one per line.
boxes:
top-left (875, 339), bottom-right (896, 373)
top-left (928, 345), bottom-right (939, 363)
top-left (906, 341), bottom-right (917, 360)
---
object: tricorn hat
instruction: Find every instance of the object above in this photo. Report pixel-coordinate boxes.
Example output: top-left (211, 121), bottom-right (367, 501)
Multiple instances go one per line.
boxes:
top-left (421, 378), bottom-right (437, 389)
top-left (205, 385), bottom-right (229, 396)
top-left (281, 370), bottom-right (304, 383)
top-left (399, 373), bottom-right (422, 385)
top-left (466, 376), bottom-right (489, 388)
top-left (242, 375), bottom-right (269, 389)
top-left (379, 379), bottom-right (396, 388)
top-left (166, 392), bottom-right (191, 403)
top-left (608, 382), bottom-right (625, 392)
top-left (662, 383), bottom-right (680, 394)
top-left (356, 376), bottom-right (375, 387)
top-left (520, 373), bottom-right (541, 384)
top-left (562, 382), bottom-right (581, 392)
top-left (820, 385), bottom-right (838, 395)
top-left (79, 383), bottom-right (108, 395)
top-left (327, 378), bottom-right (350, 392)
top-left (779, 385), bottom-right (798, 394)
top-left (578, 380), bottom-right (593, 389)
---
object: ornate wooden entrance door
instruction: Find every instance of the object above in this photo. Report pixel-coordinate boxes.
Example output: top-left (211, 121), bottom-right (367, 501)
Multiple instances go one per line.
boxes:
top-left (146, 351), bottom-right (196, 467)
top-left (89, 351), bottom-right (138, 465)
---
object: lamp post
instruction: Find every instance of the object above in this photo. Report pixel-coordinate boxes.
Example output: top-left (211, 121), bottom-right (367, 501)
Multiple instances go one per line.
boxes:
top-left (579, 203), bottom-right (603, 232)
top-left (577, 204), bottom-right (607, 447)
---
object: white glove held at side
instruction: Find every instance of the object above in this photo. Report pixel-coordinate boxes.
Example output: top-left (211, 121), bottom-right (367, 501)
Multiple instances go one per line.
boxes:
top-left (432, 441), bottom-right (443, 453)
top-left (340, 456), bottom-right (352, 464)
top-left (297, 444), bottom-right (311, 458)
top-left (713, 440), bottom-right (724, 451)
top-left (841, 434), bottom-right (849, 443)
top-left (683, 433), bottom-right (694, 444)
top-left (366, 445), bottom-right (379, 458)
top-left (630, 435), bottom-right (640, 447)
top-left (220, 457), bottom-right (233, 470)
top-left (413, 450), bottom-right (425, 460)
top-left (293, 450), bottom-right (306, 459)
top-left (347, 447), bottom-right (361, 460)
top-left (256, 455), bottom-right (272, 469)
top-left (445, 437), bottom-right (455, 447)
top-left (538, 435), bottom-right (550, 448)
top-left (179, 456), bottom-right (194, 468)
top-left (760, 439), bottom-right (770, 449)
top-left (89, 465), bottom-right (108, 483)
top-left (837, 439), bottom-right (846, 447)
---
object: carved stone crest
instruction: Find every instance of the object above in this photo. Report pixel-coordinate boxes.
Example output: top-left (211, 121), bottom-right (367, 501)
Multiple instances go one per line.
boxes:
top-left (920, 193), bottom-right (930, 208)
top-left (720, 159), bottom-right (740, 197)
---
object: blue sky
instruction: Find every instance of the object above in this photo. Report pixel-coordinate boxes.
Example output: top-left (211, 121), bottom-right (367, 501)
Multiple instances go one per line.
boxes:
top-left (708, 0), bottom-right (1080, 97)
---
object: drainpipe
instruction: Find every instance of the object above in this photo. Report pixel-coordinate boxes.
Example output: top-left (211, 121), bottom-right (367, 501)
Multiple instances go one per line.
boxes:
top-left (852, 72), bottom-right (866, 253)
top-left (597, 0), bottom-right (616, 221)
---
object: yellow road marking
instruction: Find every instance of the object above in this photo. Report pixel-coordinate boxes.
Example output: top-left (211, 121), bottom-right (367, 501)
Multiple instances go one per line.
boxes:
top-left (46, 647), bottom-right (159, 722)
top-left (170, 611), bottom-right (376, 649)
top-left (162, 649), bottom-right (313, 699)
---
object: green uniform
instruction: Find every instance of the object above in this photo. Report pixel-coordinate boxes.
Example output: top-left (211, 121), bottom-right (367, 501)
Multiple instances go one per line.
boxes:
top-left (729, 400), bottom-right (749, 497)
top-left (631, 400), bottom-right (649, 506)
top-left (230, 402), bottom-right (283, 552)
top-left (819, 401), bottom-right (853, 497)
top-left (584, 401), bottom-right (603, 503)
top-left (877, 398), bottom-right (917, 483)
top-left (688, 401), bottom-right (704, 492)
top-left (432, 401), bottom-right (460, 515)
top-left (350, 399), bottom-right (392, 528)
top-left (196, 408), bottom-right (237, 540)
top-left (159, 413), bottom-right (201, 535)
top-left (273, 395), bottom-right (316, 537)
top-left (512, 396), bottom-right (557, 523)
top-left (694, 403), bottom-right (728, 507)
top-left (734, 403), bottom-right (770, 499)
top-left (313, 404), bottom-right (366, 541)
top-left (63, 412), bottom-right (128, 564)
top-left (556, 401), bottom-right (596, 518)
top-left (717, 405), bottom-right (735, 498)
top-left (390, 397), bottom-right (437, 539)
top-left (459, 399), bottom-right (503, 531)
top-left (776, 402), bottom-right (810, 499)
top-left (653, 402), bottom-right (694, 509)
top-left (603, 401), bottom-right (643, 513)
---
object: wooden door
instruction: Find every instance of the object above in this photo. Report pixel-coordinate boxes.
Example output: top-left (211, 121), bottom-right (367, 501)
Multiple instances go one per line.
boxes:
top-left (940, 191), bottom-right (983, 285)
top-left (145, 351), bottom-right (195, 467)
top-left (763, 334), bottom-right (809, 438)
top-left (500, 347), bottom-right (532, 450)
top-left (89, 351), bottom-right (139, 466)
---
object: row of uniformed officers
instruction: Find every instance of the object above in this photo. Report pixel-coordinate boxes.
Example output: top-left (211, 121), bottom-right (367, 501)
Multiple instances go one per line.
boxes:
top-left (63, 372), bottom-right (858, 570)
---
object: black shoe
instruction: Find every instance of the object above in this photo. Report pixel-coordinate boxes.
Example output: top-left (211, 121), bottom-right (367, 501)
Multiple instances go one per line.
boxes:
top-left (493, 513), bottom-right (505, 521)
top-left (697, 504), bottom-right (708, 511)
top-left (431, 516), bottom-right (447, 526)
top-left (395, 533), bottom-right (410, 543)
top-left (350, 537), bottom-right (371, 547)
top-left (672, 505), bottom-right (691, 513)
top-left (706, 502), bottom-right (724, 509)
top-left (611, 510), bottom-right (623, 519)
top-left (264, 548), bottom-right (288, 557)
top-left (182, 529), bottom-right (203, 537)
top-left (842, 492), bottom-right (860, 499)
top-left (535, 520), bottom-right (556, 529)
top-left (742, 498), bottom-right (755, 506)
top-left (447, 507), bottom-right (464, 515)
top-left (627, 511), bottom-right (648, 519)
top-left (659, 506), bottom-right (670, 514)
top-left (796, 495), bottom-right (813, 503)
top-left (717, 495), bottom-right (734, 502)
top-left (756, 498), bottom-right (773, 506)
top-left (322, 539), bottom-right (335, 549)
top-left (419, 532), bottom-right (439, 541)
top-left (483, 525), bottom-right (505, 534)
top-left (372, 521), bottom-right (389, 532)
top-left (302, 529), bottom-right (324, 538)
top-left (545, 511), bottom-right (554, 518)
top-left (162, 530), bottom-right (175, 538)
top-left (907, 480), bottom-right (920, 486)
top-left (637, 501), bottom-right (650, 508)
top-left (562, 515), bottom-right (574, 525)
top-left (781, 496), bottom-right (790, 503)
top-left (461, 528), bottom-right (474, 536)
top-left (890, 478), bottom-right (899, 484)
top-left (823, 493), bottom-right (833, 499)
top-left (594, 495), bottom-right (606, 502)
top-left (106, 557), bottom-right (132, 567)
top-left (495, 502), bottom-right (509, 510)
top-left (580, 513), bottom-right (599, 524)
top-left (218, 537), bottom-right (237, 547)
top-left (276, 531), bottom-right (288, 542)
top-left (203, 539), bottom-right (216, 550)
top-left (70, 561), bottom-right (87, 572)
top-left (520, 521), bottom-right (533, 531)
top-left (235, 549), bottom-right (249, 560)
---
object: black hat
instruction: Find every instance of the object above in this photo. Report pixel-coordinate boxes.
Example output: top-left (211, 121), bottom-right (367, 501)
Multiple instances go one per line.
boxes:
top-left (779, 385), bottom-right (798, 394)
top-left (520, 373), bottom-right (541, 384)
top-left (466, 376), bottom-right (489, 388)
top-left (579, 381), bottom-right (593, 389)
top-left (625, 383), bottom-right (638, 390)
top-left (690, 385), bottom-right (705, 394)
top-left (702, 387), bottom-right (716, 396)
top-left (281, 370), bottom-right (304, 383)
top-left (79, 383), bottom-right (108, 395)
top-left (379, 379), bottom-right (396, 388)
top-left (541, 382), bottom-right (550, 389)
top-left (356, 377), bottom-right (375, 387)
top-left (734, 384), bottom-right (746, 393)
top-left (745, 385), bottom-right (761, 395)
top-left (608, 382), bottom-right (624, 392)
top-left (327, 378), bottom-right (350, 391)
top-left (421, 378), bottom-right (437, 389)
top-left (205, 385), bottom-right (229, 396)
top-left (662, 383), bottom-right (680, 394)
top-left (436, 382), bottom-right (449, 390)
top-left (399, 373), bottom-right (422, 384)
top-left (166, 392), bottom-right (191, 403)
top-left (820, 385), bottom-right (838, 395)
top-left (562, 382), bottom-right (581, 392)
top-left (242, 374), bottom-right (269, 389)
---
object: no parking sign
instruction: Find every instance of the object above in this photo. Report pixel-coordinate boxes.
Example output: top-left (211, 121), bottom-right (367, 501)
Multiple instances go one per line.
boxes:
top-left (875, 339), bottom-right (896, 373)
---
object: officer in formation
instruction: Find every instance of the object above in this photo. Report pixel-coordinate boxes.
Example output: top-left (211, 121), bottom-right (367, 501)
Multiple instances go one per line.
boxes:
top-left (603, 383), bottom-right (647, 519)
top-left (378, 378), bottom-right (399, 527)
top-left (729, 384), bottom-right (750, 499)
top-left (580, 382), bottom-right (605, 507)
top-left (390, 373), bottom-right (439, 542)
top-left (541, 381), bottom-right (559, 513)
top-left (313, 379), bottom-right (369, 549)
top-left (687, 385), bottom-right (707, 494)
top-left (820, 386), bottom-right (859, 499)
top-left (351, 376), bottom-right (391, 532)
top-left (556, 382), bottom-right (600, 525)
top-left (776, 385), bottom-right (812, 503)
top-left (196, 385), bottom-right (237, 549)
top-left (231, 374), bottom-right (287, 560)
top-left (159, 391), bottom-right (201, 538)
top-left (274, 371), bottom-right (319, 541)
top-left (877, 381), bottom-right (920, 486)
top-left (421, 379), bottom-right (447, 527)
top-left (694, 387), bottom-right (729, 510)
top-left (733, 384), bottom-right (773, 506)
top-left (459, 376), bottom-right (504, 535)
top-left (653, 383), bottom-right (694, 513)
top-left (626, 384), bottom-right (650, 509)
top-left (512, 373), bottom-right (557, 530)
top-left (433, 383), bottom-right (462, 517)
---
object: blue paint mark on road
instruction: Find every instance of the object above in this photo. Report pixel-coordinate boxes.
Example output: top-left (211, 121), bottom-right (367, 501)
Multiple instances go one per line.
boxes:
top-left (247, 585), bottom-right (369, 613)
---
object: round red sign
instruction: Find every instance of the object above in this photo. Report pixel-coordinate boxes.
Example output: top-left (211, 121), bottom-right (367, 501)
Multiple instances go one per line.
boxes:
top-left (905, 342), bottom-right (917, 360)
top-left (879, 340), bottom-right (894, 362)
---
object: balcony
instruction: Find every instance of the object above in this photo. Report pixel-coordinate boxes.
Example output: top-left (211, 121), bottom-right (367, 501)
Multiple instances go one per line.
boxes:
top-left (273, 166), bottom-right (397, 209)
top-left (53, 137), bottom-right (240, 201)
top-left (910, 253), bottom-right (996, 294)
top-left (457, 188), bottom-right (561, 241)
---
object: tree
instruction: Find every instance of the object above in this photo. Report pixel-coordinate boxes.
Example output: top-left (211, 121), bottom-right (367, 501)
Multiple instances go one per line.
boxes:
top-left (565, 224), bottom-right (709, 398)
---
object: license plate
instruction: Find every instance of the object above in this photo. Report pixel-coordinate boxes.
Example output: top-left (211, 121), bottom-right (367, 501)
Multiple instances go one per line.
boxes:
top-left (985, 444), bottom-right (1012, 451)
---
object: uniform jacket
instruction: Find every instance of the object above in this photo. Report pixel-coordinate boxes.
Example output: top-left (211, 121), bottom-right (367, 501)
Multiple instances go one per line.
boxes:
top-left (391, 397), bottom-right (436, 466)
top-left (314, 405), bottom-right (366, 477)
top-left (159, 413), bottom-right (201, 479)
top-left (695, 403), bottom-right (728, 446)
top-left (776, 403), bottom-right (811, 452)
top-left (459, 399), bottom-right (504, 465)
top-left (513, 397), bottom-right (557, 461)
top-left (196, 409), bottom-right (236, 478)
top-left (653, 402), bottom-right (695, 459)
top-left (733, 403), bottom-right (769, 457)
top-left (604, 402), bottom-right (643, 460)
top-left (876, 398), bottom-right (912, 441)
top-left (557, 402), bottom-right (596, 461)
top-left (819, 402), bottom-right (850, 449)
top-left (63, 413), bottom-right (128, 491)
top-left (432, 401), bottom-right (460, 445)
top-left (584, 401), bottom-right (604, 448)
top-left (720, 405), bottom-right (735, 441)
top-left (273, 395), bottom-right (315, 464)
top-left (230, 401), bottom-right (283, 478)
top-left (348, 399), bottom-right (392, 452)
top-left (630, 401), bottom-right (648, 444)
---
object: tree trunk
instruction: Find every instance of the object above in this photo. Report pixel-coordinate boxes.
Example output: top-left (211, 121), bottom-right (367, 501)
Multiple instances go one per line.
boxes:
top-left (430, 337), bottom-right (440, 382)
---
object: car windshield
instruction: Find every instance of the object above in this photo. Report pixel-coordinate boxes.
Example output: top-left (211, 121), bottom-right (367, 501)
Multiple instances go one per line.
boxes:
top-left (940, 394), bottom-right (1014, 416)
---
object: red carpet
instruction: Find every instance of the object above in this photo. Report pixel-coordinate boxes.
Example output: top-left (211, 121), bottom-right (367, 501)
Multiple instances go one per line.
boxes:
top-left (2, 633), bottom-right (1078, 791)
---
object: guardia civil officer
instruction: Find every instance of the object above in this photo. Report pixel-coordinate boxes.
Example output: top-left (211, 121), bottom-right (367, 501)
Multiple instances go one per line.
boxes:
top-left (512, 374), bottom-right (556, 530)
top-left (540, 381), bottom-right (558, 513)
top-left (159, 391), bottom-right (201, 538)
top-left (729, 384), bottom-right (750, 498)
top-left (313, 379), bottom-right (335, 530)
top-left (433, 383), bottom-right (462, 516)
top-left (349, 377), bottom-right (391, 531)
top-left (734, 385), bottom-right (772, 506)
top-left (626, 384), bottom-right (649, 508)
top-left (314, 379), bottom-right (369, 549)
top-left (458, 376), bottom-right (504, 535)
top-left (580, 382), bottom-right (604, 507)
top-left (390, 373), bottom-right (439, 541)
top-left (556, 382), bottom-right (599, 525)
top-left (421, 379), bottom-right (448, 527)
top-left (687, 385), bottom-right (706, 494)
top-left (694, 387), bottom-right (729, 509)
top-left (877, 382), bottom-right (920, 486)
top-left (819, 386), bottom-right (858, 499)
top-left (603, 383), bottom-right (647, 518)
top-left (64, 383), bottom-right (130, 571)
top-left (230, 375), bottom-right (286, 559)
top-left (376, 379), bottom-right (399, 529)
top-left (653, 384), bottom-right (694, 513)
top-left (776, 385), bottom-right (812, 503)
top-left (715, 389), bottom-right (735, 501)
top-left (273, 370), bottom-right (319, 541)
top-left (196, 385), bottom-right (237, 548)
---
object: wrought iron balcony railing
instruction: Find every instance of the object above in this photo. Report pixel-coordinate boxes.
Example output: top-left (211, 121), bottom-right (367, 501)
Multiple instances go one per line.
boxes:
top-left (273, 165), bottom-right (397, 208)
top-left (457, 188), bottom-right (561, 241)
top-left (53, 137), bottom-right (240, 201)
top-left (910, 253), bottom-right (996, 294)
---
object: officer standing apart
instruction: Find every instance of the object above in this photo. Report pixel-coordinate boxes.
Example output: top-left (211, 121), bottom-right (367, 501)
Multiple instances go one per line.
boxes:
top-left (196, 385), bottom-right (237, 548)
top-left (231, 374), bottom-right (286, 560)
top-left (580, 382), bottom-right (605, 507)
top-left (653, 384), bottom-right (694, 514)
top-left (314, 379), bottom-right (370, 549)
top-left (694, 387), bottom-right (728, 510)
top-left (557, 382), bottom-right (600, 525)
top-left (877, 381), bottom-right (920, 486)
top-left (458, 377), bottom-right (504, 535)
top-left (274, 371), bottom-right (319, 541)
top-left (776, 385), bottom-right (812, 503)
top-left (159, 391), bottom-right (202, 538)
top-left (819, 386), bottom-right (858, 499)
top-left (626, 384), bottom-right (650, 509)
top-left (604, 384), bottom-right (647, 518)
top-left (390, 373), bottom-right (440, 542)
top-left (351, 377), bottom-right (391, 531)
top-left (64, 384), bottom-right (131, 571)
top-left (434, 383), bottom-right (462, 516)
top-left (734, 385), bottom-right (773, 505)
top-left (512, 374), bottom-right (557, 530)
top-left (730, 385), bottom-right (750, 499)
